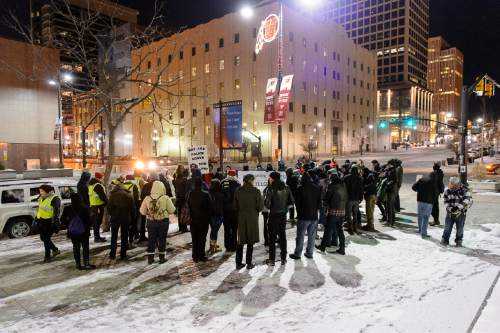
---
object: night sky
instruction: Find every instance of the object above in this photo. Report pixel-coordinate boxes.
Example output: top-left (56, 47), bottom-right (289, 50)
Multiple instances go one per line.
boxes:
top-left (2, 0), bottom-right (499, 113)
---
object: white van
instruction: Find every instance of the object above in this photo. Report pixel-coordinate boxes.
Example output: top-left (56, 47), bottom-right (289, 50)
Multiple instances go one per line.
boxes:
top-left (0, 179), bottom-right (77, 238)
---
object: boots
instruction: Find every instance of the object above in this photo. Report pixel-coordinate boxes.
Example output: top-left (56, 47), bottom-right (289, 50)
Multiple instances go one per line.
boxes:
top-left (214, 242), bottom-right (222, 253)
top-left (83, 259), bottom-right (96, 270)
top-left (75, 258), bottom-right (82, 270)
top-left (147, 254), bottom-right (155, 264)
top-left (208, 241), bottom-right (216, 255)
top-left (159, 253), bottom-right (166, 264)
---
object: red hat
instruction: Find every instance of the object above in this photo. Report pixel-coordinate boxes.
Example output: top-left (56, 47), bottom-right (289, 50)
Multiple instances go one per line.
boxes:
top-left (95, 172), bottom-right (104, 179)
top-left (228, 169), bottom-right (237, 177)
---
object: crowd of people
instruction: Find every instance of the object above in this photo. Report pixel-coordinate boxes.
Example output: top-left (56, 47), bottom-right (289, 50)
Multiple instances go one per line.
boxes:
top-left (33, 158), bottom-right (472, 270)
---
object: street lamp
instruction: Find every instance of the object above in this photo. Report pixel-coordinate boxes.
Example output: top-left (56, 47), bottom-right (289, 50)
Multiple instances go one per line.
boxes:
top-left (477, 118), bottom-right (483, 124)
top-left (240, 5), bottom-right (254, 19)
top-left (368, 124), bottom-right (374, 130)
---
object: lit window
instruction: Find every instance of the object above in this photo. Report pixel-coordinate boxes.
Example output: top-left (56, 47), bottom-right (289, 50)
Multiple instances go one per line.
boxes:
top-left (252, 76), bottom-right (256, 87)
top-left (234, 79), bottom-right (241, 89)
top-left (180, 128), bottom-right (185, 136)
top-left (205, 63), bottom-right (210, 73)
top-left (219, 60), bottom-right (225, 70)
top-left (234, 56), bottom-right (240, 66)
top-left (313, 84), bottom-right (318, 95)
top-left (253, 100), bottom-right (257, 111)
top-left (191, 67), bottom-right (197, 77)
top-left (179, 70), bottom-right (184, 79)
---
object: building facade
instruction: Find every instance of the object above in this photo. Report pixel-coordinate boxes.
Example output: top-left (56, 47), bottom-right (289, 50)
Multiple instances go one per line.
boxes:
top-left (326, 0), bottom-right (432, 145)
top-left (428, 36), bottom-right (463, 143)
top-left (0, 37), bottom-right (60, 170)
top-left (129, 3), bottom-right (377, 162)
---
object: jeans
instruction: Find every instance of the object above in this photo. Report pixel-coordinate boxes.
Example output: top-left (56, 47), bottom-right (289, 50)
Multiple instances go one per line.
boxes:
top-left (346, 200), bottom-right (360, 232)
top-left (442, 213), bottom-right (465, 243)
top-left (236, 244), bottom-right (254, 265)
top-left (386, 192), bottom-right (396, 226)
top-left (210, 216), bottom-right (223, 241)
top-left (321, 216), bottom-right (344, 250)
top-left (72, 237), bottom-right (89, 265)
top-left (110, 222), bottom-right (129, 259)
top-left (269, 212), bottom-right (287, 261)
top-left (319, 206), bottom-right (326, 226)
top-left (39, 220), bottom-right (57, 259)
top-left (223, 211), bottom-right (238, 251)
top-left (91, 205), bottom-right (105, 240)
top-left (365, 195), bottom-right (376, 228)
top-left (147, 220), bottom-right (169, 255)
top-left (294, 220), bottom-right (318, 257)
top-left (377, 198), bottom-right (387, 220)
top-left (417, 202), bottom-right (434, 237)
top-left (262, 212), bottom-right (270, 245)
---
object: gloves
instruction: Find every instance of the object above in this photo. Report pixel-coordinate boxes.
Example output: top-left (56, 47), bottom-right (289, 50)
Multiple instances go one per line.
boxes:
top-left (52, 219), bottom-right (60, 234)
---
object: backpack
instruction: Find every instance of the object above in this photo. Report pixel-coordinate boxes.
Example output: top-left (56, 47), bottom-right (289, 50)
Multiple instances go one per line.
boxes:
top-left (68, 215), bottom-right (85, 237)
top-left (147, 195), bottom-right (164, 219)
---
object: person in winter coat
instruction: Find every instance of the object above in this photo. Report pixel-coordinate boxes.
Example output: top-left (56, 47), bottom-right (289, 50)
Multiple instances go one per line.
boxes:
top-left (88, 172), bottom-right (108, 242)
top-left (285, 168), bottom-right (299, 222)
top-left (107, 183), bottom-right (136, 260)
top-left (188, 178), bottom-right (212, 262)
top-left (317, 173), bottom-right (348, 254)
top-left (123, 175), bottom-right (141, 244)
top-left (77, 171), bottom-right (91, 207)
top-left (441, 177), bottom-right (473, 247)
top-left (140, 181), bottom-right (176, 264)
top-left (384, 165), bottom-right (398, 226)
top-left (208, 179), bottom-right (224, 254)
top-left (392, 159), bottom-right (404, 212)
top-left (63, 193), bottom-right (94, 270)
top-left (343, 167), bottom-right (364, 234)
top-left (36, 184), bottom-right (61, 263)
top-left (159, 172), bottom-right (175, 199)
top-left (430, 162), bottom-right (445, 226)
top-left (221, 170), bottom-right (241, 252)
top-left (363, 169), bottom-right (378, 231)
top-left (234, 174), bottom-right (263, 269)
top-left (174, 169), bottom-right (189, 232)
top-left (264, 171), bottom-right (294, 266)
top-left (289, 173), bottom-right (322, 260)
top-left (139, 172), bottom-right (160, 242)
top-left (262, 180), bottom-right (271, 246)
top-left (412, 173), bottom-right (439, 238)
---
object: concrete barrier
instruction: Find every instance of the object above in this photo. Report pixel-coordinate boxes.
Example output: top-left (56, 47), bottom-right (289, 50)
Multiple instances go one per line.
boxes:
top-left (469, 181), bottom-right (500, 192)
top-left (0, 169), bottom-right (17, 180)
top-left (23, 169), bottom-right (43, 179)
top-left (24, 169), bottom-right (73, 179)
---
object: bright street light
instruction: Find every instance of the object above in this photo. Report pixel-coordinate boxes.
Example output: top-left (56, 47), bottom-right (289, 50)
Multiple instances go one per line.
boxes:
top-left (317, 122), bottom-right (323, 128)
top-left (48, 79), bottom-right (57, 86)
top-left (477, 118), bottom-right (483, 123)
top-left (240, 5), bottom-right (254, 19)
top-left (299, 0), bottom-right (323, 9)
top-left (62, 73), bottom-right (73, 82)
top-left (368, 124), bottom-right (374, 129)
top-left (446, 112), bottom-right (452, 118)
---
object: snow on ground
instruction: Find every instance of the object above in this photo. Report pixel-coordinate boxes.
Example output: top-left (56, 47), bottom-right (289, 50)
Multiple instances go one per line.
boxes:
top-left (1, 223), bottom-right (500, 333)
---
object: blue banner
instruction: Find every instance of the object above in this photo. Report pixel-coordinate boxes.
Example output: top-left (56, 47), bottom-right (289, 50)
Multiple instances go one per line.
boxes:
top-left (213, 100), bottom-right (243, 149)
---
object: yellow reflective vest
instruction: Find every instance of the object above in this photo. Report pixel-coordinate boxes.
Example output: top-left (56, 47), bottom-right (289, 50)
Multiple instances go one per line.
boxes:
top-left (37, 194), bottom-right (57, 219)
top-left (123, 181), bottom-right (135, 194)
top-left (89, 183), bottom-right (106, 207)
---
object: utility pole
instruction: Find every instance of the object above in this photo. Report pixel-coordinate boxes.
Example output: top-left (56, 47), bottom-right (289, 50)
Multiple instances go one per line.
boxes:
top-left (218, 100), bottom-right (224, 171)
top-left (276, 0), bottom-right (284, 169)
top-left (480, 97), bottom-right (487, 162)
top-left (459, 86), bottom-right (469, 185)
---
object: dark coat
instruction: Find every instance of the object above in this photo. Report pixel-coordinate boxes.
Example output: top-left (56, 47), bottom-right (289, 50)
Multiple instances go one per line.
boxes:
top-left (188, 188), bottom-right (212, 225)
top-left (295, 175), bottom-right (322, 221)
top-left (221, 176), bottom-right (241, 213)
top-left (430, 169), bottom-right (445, 195)
top-left (77, 171), bottom-right (91, 207)
top-left (412, 175), bottom-right (438, 204)
top-left (209, 179), bottom-right (224, 217)
top-left (234, 183), bottom-right (263, 244)
top-left (173, 176), bottom-right (188, 201)
top-left (62, 204), bottom-right (92, 238)
top-left (344, 168), bottom-right (364, 201)
top-left (107, 186), bottom-right (136, 227)
top-left (363, 171), bottom-right (378, 197)
top-left (265, 179), bottom-right (294, 214)
top-left (324, 181), bottom-right (348, 211)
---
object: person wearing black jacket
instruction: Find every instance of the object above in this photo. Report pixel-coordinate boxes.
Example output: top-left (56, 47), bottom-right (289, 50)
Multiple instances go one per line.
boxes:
top-left (77, 171), bottom-right (91, 207)
top-left (285, 168), bottom-right (299, 222)
top-left (289, 173), bottom-right (321, 260)
top-left (107, 183), bottom-right (136, 260)
top-left (36, 184), bottom-right (61, 263)
top-left (363, 169), bottom-right (377, 231)
top-left (208, 179), bottom-right (224, 254)
top-left (343, 167), bottom-right (364, 234)
top-left (264, 172), bottom-right (294, 266)
top-left (62, 193), bottom-right (94, 270)
top-left (384, 165), bottom-right (398, 227)
top-left (188, 178), bottom-right (213, 262)
top-left (317, 173), bottom-right (348, 254)
top-left (412, 173), bottom-right (439, 238)
top-left (221, 170), bottom-right (241, 252)
top-left (430, 162), bottom-right (445, 226)
top-left (174, 168), bottom-right (189, 232)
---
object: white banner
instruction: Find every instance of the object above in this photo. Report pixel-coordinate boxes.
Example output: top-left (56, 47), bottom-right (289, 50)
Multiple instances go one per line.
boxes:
top-left (187, 145), bottom-right (209, 174)
top-left (237, 171), bottom-right (286, 193)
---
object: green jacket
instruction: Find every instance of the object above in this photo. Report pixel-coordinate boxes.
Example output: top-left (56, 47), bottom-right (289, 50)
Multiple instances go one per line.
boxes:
top-left (234, 183), bottom-right (263, 245)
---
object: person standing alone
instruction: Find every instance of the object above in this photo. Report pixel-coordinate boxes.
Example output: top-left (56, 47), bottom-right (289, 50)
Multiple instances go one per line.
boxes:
top-left (36, 185), bottom-right (61, 263)
top-left (88, 172), bottom-right (108, 242)
top-left (412, 173), bottom-right (439, 238)
top-left (441, 177), bottom-right (473, 247)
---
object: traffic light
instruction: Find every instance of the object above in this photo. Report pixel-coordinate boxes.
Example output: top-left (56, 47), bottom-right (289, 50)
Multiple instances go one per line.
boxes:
top-left (379, 121), bottom-right (388, 129)
top-left (474, 78), bottom-right (485, 97)
top-left (485, 81), bottom-right (495, 97)
top-left (405, 118), bottom-right (415, 127)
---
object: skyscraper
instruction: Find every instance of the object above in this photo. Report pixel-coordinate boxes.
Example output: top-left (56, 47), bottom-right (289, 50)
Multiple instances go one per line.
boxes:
top-left (428, 36), bottom-right (464, 142)
top-left (327, 0), bottom-right (433, 145)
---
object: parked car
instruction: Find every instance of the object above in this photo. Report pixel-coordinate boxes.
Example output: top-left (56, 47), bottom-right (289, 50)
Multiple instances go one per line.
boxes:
top-left (0, 178), bottom-right (77, 238)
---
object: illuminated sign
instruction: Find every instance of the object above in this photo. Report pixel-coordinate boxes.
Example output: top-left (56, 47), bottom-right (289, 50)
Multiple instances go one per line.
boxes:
top-left (255, 14), bottom-right (280, 55)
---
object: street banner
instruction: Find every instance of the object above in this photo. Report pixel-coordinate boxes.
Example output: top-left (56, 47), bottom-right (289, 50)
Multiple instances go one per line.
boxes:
top-left (276, 74), bottom-right (294, 121)
top-left (213, 100), bottom-right (243, 149)
top-left (187, 145), bottom-right (209, 174)
top-left (264, 77), bottom-right (278, 124)
top-left (237, 171), bottom-right (286, 193)
top-left (255, 14), bottom-right (280, 55)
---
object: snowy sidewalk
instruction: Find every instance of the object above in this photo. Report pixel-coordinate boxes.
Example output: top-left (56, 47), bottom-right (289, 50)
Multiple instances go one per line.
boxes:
top-left (0, 221), bottom-right (500, 332)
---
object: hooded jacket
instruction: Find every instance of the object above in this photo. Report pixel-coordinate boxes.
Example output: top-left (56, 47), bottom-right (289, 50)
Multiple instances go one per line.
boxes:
top-left (107, 185), bottom-right (136, 226)
top-left (295, 175), bottom-right (322, 220)
top-left (221, 176), bottom-right (241, 213)
top-left (140, 181), bottom-right (176, 220)
top-left (344, 168), bottom-right (364, 201)
top-left (77, 171), bottom-right (91, 206)
top-left (209, 179), bottom-right (224, 217)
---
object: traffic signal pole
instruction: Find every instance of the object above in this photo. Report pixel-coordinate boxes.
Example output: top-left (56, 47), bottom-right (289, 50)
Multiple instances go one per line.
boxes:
top-left (459, 86), bottom-right (469, 185)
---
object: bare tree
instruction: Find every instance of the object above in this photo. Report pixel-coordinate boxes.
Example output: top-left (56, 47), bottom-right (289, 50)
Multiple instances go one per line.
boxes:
top-left (300, 140), bottom-right (318, 161)
top-left (4, 0), bottom-right (202, 185)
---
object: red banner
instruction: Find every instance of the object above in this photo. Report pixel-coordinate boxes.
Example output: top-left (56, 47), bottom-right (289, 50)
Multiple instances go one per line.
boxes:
top-left (276, 74), bottom-right (294, 121)
top-left (264, 78), bottom-right (278, 124)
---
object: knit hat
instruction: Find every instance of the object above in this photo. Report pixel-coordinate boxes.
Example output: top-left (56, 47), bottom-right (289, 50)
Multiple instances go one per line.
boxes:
top-left (95, 172), bottom-right (104, 179)
top-left (125, 175), bottom-right (134, 180)
top-left (228, 169), bottom-right (237, 177)
top-left (269, 171), bottom-right (281, 180)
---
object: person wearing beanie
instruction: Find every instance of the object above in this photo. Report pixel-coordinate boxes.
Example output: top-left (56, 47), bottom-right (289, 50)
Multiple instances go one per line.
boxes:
top-left (264, 171), bottom-right (294, 266)
top-left (430, 162), bottom-right (445, 226)
top-left (36, 184), bottom-right (61, 262)
top-left (221, 169), bottom-right (241, 252)
top-left (88, 172), bottom-right (108, 242)
top-left (188, 178), bottom-right (212, 262)
top-left (234, 174), bottom-right (263, 269)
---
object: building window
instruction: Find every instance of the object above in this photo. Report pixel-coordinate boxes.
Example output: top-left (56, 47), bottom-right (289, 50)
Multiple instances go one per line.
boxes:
top-left (192, 127), bottom-right (197, 136)
top-left (205, 107), bottom-right (210, 116)
top-left (302, 81), bottom-right (307, 91)
top-left (219, 38), bottom-right (224, 48)
top-left (192, 109), bottom-right (197, 117)
top-left (234, 79), bottom-right (241, 89)
top-left (353, 60), bottom-right (357, 68)
top-left (252, 76), bottom-right (256, 86)
top-left (179, 70), bottom-right (184, 79)
top-left (192, 47), bottom-right (196, 56)
top-left (219, 60), bottom-right (225, 70)
top-left (168, 54), bottom-right (172, 63)
top-left (253, 101), bottom-right (258, 111)
top-left (289, 102), bottom-right (293, 112)
top-left (234, 33), bottom-right (240, 43)
top-left (289, 123), bottom-right (294, 132)
top-left (157, 58), bottom-right (161, 67)
top-left (180, 128), bottom-right (185, 136)
top-left (313, 84), bottom-right (318, 95)
top-left (314, 107), bottom-right (318, 115)
top-left (205, 43), bottom-right (210, 52)
top-left (191, 67), bottom-right (197, 77)
top-left (179, 51), bottom-right (184, 60)
top-left (302, 37), bottom-right (307, 47)
top-left (302, 104), bottom-right (306, 114)
top-left (191, 87), bottom-right (197, 96)
top-left (205, 63), bottom-right (210, 73)
top-left (180, 110), bottom-right (185, 119)
top-left (314, 42), bottom-right (318, 52)
top-left (313, 64), bottom-right (317, 73)
top-left (219, 82), bottom-right (224, 91)
top-left (147, 61), bottom-right (151, 70)
top-left (323, 108), bottom-right (326, 117)
top-left (168, 129), bottom-right (174, 136)
top-left (234, 56), bottom-right (240, 66)
top-left (302, 124), bottom-right (306, 133)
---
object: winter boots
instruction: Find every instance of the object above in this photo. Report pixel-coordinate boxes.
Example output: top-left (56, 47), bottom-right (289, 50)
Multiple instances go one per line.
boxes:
top-left (159, 253), bottom-right (166, 264)
top-left (82, 260), bottom-right (96, 270)
top-left (208, 240), bottom-right (222, 255)
top-left (147, 254), bottom-right (154, 264)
